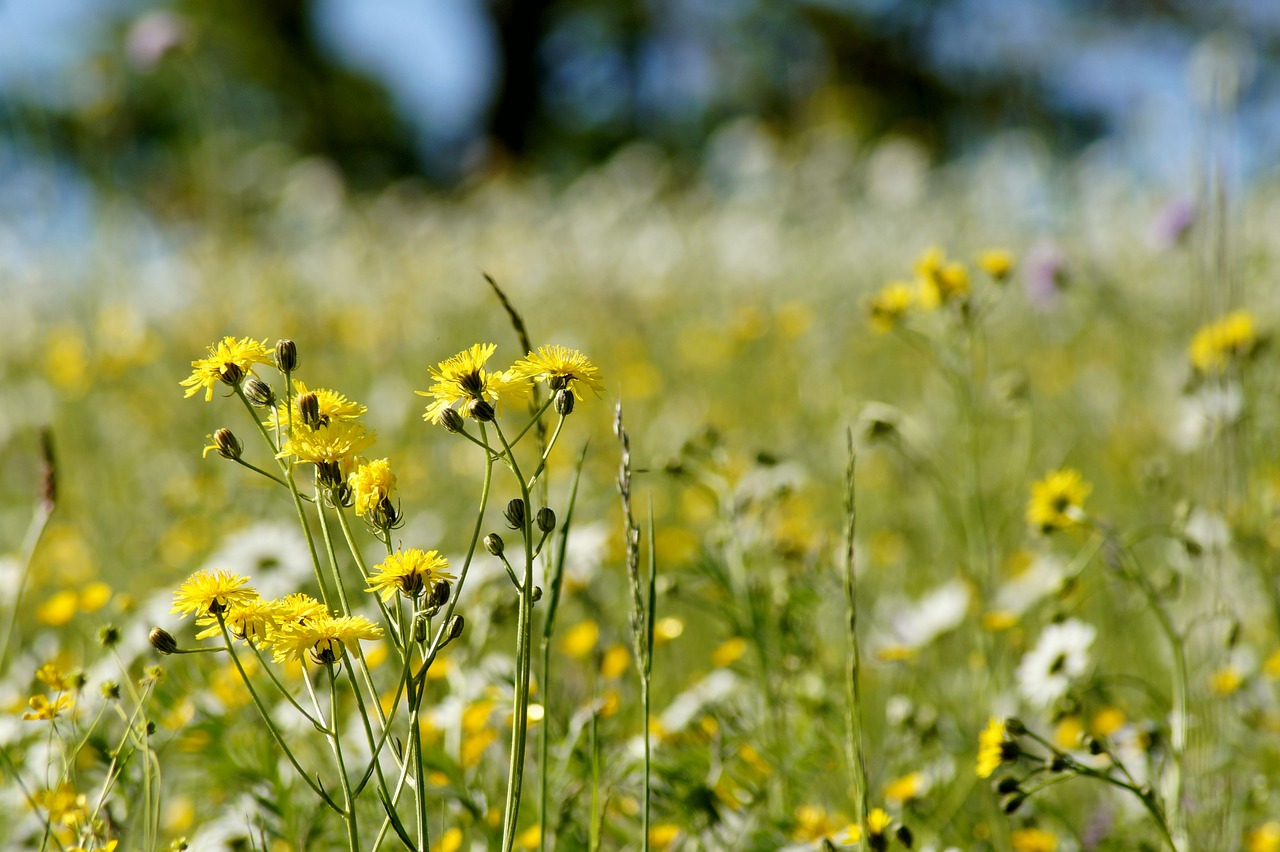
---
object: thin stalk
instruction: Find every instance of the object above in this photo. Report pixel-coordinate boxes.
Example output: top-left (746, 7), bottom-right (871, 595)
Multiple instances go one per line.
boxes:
top-left (329, 662), bottom-right (361, 852)
top-left (841, 434), bottom-right (870, 825)
top-left (0, 488), bottom-right (54, 676)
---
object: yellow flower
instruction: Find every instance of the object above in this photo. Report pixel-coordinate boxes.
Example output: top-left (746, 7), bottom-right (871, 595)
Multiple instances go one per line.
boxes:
top-left (600, 644), bottom-right (631, 680)
top-left (23, 693), bottom-right (75, 721)
top-left (277, 421), bottom-right (375, 466)
top-left (32, 783), bottom-right (87, 825)
top-left (561, 620), bottom-right (600, 659)
top-left (791, 804), bottom-right (848, 842)
top-left (366, 548), bottom-right (455, 601)
top-left (977, 716), bottom-right (1009, 778)
top-left (712, 637), bottom-right (747, 668)
top-left (509, 345), bottom-right (605, 400)
top-left (915, 246), bottom-right (970, 308)
top-left (1248, 821), bottom-right (1280, 852)
top-left (171, 569), bottom-right (257, 619)
top-left (976, 249), bottom-right (1015, 281)
top-left (1189, 310), bottom-right (1258, 374)
top-left (271, 613), bottom-right (383, 664)
top-left (515, 824), bottom-right (541, 849)
top-left (867, 808), bottom-right (893, 838)
top-left (180, 336), bottom-right (273, 401)
top-left (1010, 827), bottom-right (1058, 852)
top-left (349, 458), bottom-right (397, 517)
top-left (648, 824), bottom-right (681, 848)
top-left (1026, 468), bottom-right (1091, 533)
top-left (865, 282), bottom-right (915, 333)
top-left (884, 771), bottom-right (924, 804)
top-left (35, 662), bottom-right (71, 692)
top-left (275, 593), bottom-right (329, 625)
top-left (416, 343), bottom-right (517, 424)
top-left (196, 597), bottom-right (282, 645)
top-left (1211, 665), bottom-right (1244, 696)
top-left (268, 380), bottom-right (367, 431)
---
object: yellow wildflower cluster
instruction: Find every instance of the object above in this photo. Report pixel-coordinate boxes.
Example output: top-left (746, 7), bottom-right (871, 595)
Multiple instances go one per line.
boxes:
top-left (171, 569), bottom-right (383, 663)
top-left (417, 342), bottom-right (604, 423)
top-left (1188, 309), bottom-right (1258, 374)
top-left (865, 245), bottom-right (1015, 332)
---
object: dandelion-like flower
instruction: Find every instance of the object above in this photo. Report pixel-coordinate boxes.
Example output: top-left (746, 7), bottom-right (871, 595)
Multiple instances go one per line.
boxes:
top-left (976, 248), bottom-right (1015, 282)
top-left (275, 593), bottom-right (329, 625)
top-left (277, 421), bottom-right (375, 466)
top-left (267, 380), bottom-right (367, 431)
top-left (915, 246), bottom-right (970, 309)
top-left (171, 568), bottom-right (257, 618)
top-left (196, 597), bottom-right (282, 644)
top-left (865, 282), bottom-right (915, 333)
top-left (1026, 467), bottom-right (1091, 533)
top-left (271, 613), bottom-right (383, 664)
top-left (349, 458), bottom-right (396, 517)
top-left (976, 716), bottom-right (1011, 778)
top-left (23, 693), bottom-right (75, 721)
top-left (1016, 619), bottom-right (1096, 708)
top-left (180, 336), bottom-right (273, 401)
top-left (416, 343), bottom-right (517, 423)
top-left (367, 548), bottom-right (454, 601)
top-left (1010, 827), bottom-right (1059, 852)
top-left (509, 345), bottom-right (605, 400)
top-left (1189, 310), bottom-right (1258, 375)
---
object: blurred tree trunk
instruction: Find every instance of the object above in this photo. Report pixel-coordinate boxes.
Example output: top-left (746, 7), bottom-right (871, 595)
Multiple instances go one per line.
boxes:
top-left (489, 0), bottom-right (556, 157)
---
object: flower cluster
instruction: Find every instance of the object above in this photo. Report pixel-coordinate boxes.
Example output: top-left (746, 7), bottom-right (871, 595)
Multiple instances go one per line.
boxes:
top-left (864, 245), bottom-right (1015, 332)
top-left (1188, 309), bottom-right (1259, 375)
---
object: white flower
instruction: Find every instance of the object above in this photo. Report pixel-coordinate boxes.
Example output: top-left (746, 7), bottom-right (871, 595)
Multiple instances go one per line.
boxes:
top-left (1016, 619), bottom-right (1096, 708)
top-left (1172, 382), bottom-right (1243, 451)
top-left (993, 554), bottom-right (1068, 616)
top-left (873, 580), bottom-right (970, 655)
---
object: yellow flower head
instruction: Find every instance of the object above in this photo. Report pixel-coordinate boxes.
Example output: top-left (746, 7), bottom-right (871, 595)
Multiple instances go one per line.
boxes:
top-left (171, 569), bottom-right (257, 619)
top-left (416, 343), bottom-right (517, 424)
top-left (349, 458), bottom-right (396, 517)
top-left (1248, 821), bottom-right (1280, 852)
top-left (1026, 467), bottom-right (1091, 534)
top-left (277, 421), bottom-right (375, 466)
top-left (865, 282), bottom-right (915, 333)
top-left (23, 693), bottom-right (75, 721)
top-left (180, 336), bottom-right (273, 401)
top-left (915, 246), bottom-right (970, 309)
top-left (272, 613), bottom-right (383, 664)
top-left (275, 593), bottom-right (329, 625)
top-left (196, 597), bottom-right (282, 645)
top-left (977, 716), bottom-right (1011, 778)
top-left (366, 548), bottom-right (455, 601)
top-left (1189, 310), bottom-right (1258, 374)
top-left (35, 662), bottom-right (71, 692)
top-left (509, 345), bottom-right (605, 400)
top-left (883, 771), bottom-right (923, 804)
top-left (976, 249), bottom-right (1016, 282)
top-left (1010, 827), bottom-right (1058, 852)
top-left (866, 808), bottom-right (893, 836)
top-left (268, 380), bottom-right (367, 431)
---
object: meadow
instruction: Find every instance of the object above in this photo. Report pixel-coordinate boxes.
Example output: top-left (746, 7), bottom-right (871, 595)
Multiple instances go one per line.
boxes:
top-left (3, 126), bottom-right (1280, 851)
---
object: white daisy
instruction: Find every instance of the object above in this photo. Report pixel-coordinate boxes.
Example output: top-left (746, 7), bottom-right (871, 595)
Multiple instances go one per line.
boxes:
top-left (1016, 619), bottom-right (1096, 708)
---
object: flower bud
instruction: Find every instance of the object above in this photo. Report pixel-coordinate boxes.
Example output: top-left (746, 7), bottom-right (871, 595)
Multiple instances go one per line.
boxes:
top-left (554, 388), bottom-right (575, 416)
top-left (413, 612), bottom-right (430, 644)
top-left (471, 400), bottom-right (495, 422)
top-left (1002, 794), bottom-right (1025, 814)
top-left (429, 579), bottom-right (451, 610)
top-left (275, 339), bottom-right (298, 373)
top-left (1049, 755), bottom-right (1070, 772)
top-left (447, 614), bottom-right (465, 641)
top-left (210, 428), bottom-right (242, 460)
top-left (149, 627), bottom-right (178, 655)
top-left (218, 362), bottom-right (244, 387)
top-left (100, 680), bottom-right (120, 701)
top-left (485, 533), bottom-right (505, 557)
top-left (504, 498), bottom-right (527, 530)
top-left (298, 392), bottom-right (321, 429)
top-left (243, 377), bottom-right (276, 407)
top-left (895, 825), bottom-right (914, 849)
top-left (536, 507), bottom-right (556, 533)
top-left (995, 777), bottom-right (1021, 795)
top-left (439, 408), bottom-right (465, 433)
top-left (531, 585), bottom-right (543, 603)
top-left (98, 624), bottom-right (121, 648)
top-left (1004, 717), bottom-right (1026, 735)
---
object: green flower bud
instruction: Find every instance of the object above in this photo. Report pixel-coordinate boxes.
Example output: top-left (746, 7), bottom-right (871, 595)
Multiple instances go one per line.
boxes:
top-left (149, 627), bottom-right (178, 655)
top-left (536, 507), bottom-right (556, 533)
top-left (298, 392), bottom-right (321, 429)
top-left (275, 339), bottom-right (298, 373)
top-left (244, 377), bottom-right (276, 407)
top-left (440, 408), bottom-right (465, 433)
top-left (485, 533), bottom-right (505, 557)
top-left (504, 498), bottom-right (527, 530)
top-left (554, 388), bottom-right (575, 416)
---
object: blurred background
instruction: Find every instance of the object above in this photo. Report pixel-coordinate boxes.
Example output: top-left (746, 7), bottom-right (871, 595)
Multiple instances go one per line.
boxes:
top-left (0, 0), bottom-right (1274, 201)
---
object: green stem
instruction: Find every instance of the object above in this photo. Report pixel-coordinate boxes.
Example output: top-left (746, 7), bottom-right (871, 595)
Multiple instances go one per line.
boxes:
top-left (329, 662), bottom-right (361, 852)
